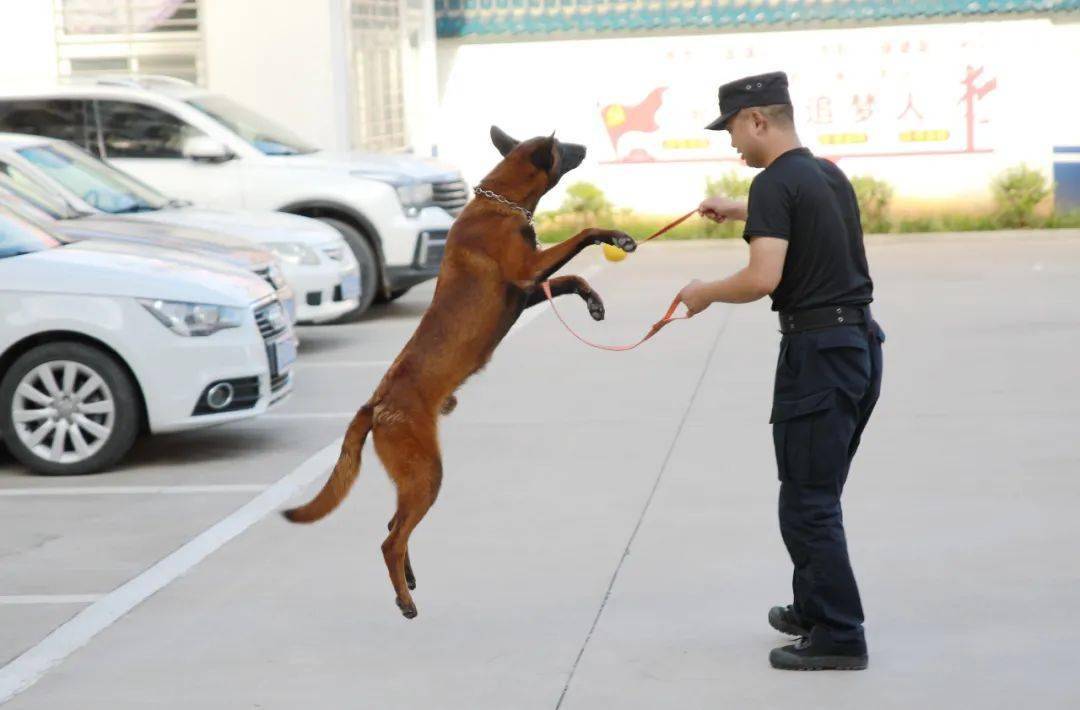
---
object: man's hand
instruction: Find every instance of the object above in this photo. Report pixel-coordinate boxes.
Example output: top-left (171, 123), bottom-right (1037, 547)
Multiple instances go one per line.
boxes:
top-left (698, 196), bottom-right (748, 224)
top-left (677, 279), bottom-right (714, 317)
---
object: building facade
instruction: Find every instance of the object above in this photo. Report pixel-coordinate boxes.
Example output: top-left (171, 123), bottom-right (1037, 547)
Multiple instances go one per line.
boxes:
top-left (434, 1), bottom-right (1080, 214)
top-left (0, 0), bottom-right (440, 156)
top-left (1, 1), bottom-right (1077, 213)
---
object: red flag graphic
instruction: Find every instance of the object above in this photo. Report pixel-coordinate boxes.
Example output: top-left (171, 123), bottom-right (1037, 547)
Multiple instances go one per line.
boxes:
top-left (600, 87), bottom-right (667, 151)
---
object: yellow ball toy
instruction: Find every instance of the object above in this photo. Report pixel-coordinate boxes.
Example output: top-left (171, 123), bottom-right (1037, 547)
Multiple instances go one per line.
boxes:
top-left (602, 242), bottom-right (629, 262)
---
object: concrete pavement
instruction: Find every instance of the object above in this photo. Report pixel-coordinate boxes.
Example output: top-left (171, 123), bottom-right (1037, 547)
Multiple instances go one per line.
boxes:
top-left (2, 233), bottom-right (1079, 708)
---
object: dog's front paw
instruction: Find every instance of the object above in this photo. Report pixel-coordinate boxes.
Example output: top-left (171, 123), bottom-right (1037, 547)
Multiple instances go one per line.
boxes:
top-left (586, 293), bottom-right (605, 321)
top-left (611, 231), bottom-right (637, 253)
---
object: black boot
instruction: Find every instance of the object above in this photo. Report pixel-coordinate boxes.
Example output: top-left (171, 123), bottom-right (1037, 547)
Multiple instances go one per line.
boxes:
top-left (769, 630), bottom-right (868, 671)
top-left (768, 605), bottom-right (810, 637)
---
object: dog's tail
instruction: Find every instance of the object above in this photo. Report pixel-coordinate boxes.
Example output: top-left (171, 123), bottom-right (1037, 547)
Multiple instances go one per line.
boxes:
top-left (282, 404), bottom-right (374, 524)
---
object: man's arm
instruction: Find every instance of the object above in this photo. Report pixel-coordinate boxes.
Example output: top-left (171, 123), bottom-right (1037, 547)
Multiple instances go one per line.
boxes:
top-left (676, 237), bottom-right (788, 316)
top-left (699, 196), bottom-right (749, 224)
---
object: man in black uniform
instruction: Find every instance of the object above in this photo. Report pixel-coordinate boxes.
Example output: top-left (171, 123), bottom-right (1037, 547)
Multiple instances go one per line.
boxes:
top-left (676, 71), bottom-right (885, 671)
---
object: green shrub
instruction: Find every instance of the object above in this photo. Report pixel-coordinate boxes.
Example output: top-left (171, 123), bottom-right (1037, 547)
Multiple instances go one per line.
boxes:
top-left (992, 164), bottom-right (1051, 228)
top-left (850, 175), bottom-right (894, 234)
top-left (1042, 210), bottom-right (1080, 228)
top-left (895, 216), bottom-right (940, 233)
top-left (557, 182), bottom-right (613, 228)
top-left (702, 172), bottom-right (752, 239)
top-left (533, 167), bottom-right (1077, 243)
top-left (938, 213), bottom-right (998, 232)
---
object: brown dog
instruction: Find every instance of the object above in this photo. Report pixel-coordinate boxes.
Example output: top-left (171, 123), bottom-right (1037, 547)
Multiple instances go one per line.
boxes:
top-left (282, 126), bottom-right (636, 619)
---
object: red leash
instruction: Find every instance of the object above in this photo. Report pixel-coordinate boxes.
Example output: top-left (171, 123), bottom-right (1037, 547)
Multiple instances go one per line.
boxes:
top-left (540, 209), bottom-right (699, 351)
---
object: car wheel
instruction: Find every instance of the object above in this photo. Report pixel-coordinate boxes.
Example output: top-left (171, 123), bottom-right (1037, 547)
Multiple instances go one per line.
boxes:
top-left (317, 217), bottom-right (380, 320)
top-left (386, 288), bottom-right (410, 302)
top-left (0, 342), bottom-right (140, 476)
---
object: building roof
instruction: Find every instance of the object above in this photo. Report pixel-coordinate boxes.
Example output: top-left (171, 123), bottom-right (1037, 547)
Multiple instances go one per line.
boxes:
top-left (436, 0), bottom-right (1080, 39)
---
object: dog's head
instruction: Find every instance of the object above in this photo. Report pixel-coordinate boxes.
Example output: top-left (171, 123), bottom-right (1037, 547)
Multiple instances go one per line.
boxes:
top-left (489, 126), bottom-right (586, 192)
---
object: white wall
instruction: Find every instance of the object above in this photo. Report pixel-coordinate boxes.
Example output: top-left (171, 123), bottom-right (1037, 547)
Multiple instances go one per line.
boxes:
top-left (436, 19), bottom-right (1067, 216)
top-left (0, 0), bottom-right (57, 88)
top-left (1052, 20), bottom-right (1080, 150)
top-left (202, 0), bottom-right (351, 152)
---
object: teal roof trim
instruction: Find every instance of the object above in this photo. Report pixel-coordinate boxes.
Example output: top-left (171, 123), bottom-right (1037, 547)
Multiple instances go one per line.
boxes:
top-left (436, 0), bottom-right (1080, 39)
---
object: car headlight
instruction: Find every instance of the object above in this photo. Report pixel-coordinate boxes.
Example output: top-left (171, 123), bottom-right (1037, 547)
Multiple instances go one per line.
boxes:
top-left (138, 299), bottom-right (245, 337)
top-left (265, 242), bottom-right (320, 266)
top-left (350, 171), bottom-right (433, 215)
top-left (394, 183), bottom-right (434, 209)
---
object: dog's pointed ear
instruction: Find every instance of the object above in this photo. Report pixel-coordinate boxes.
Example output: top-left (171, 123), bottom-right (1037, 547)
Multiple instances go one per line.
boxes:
top-left (530, 135), bottom-right (556, 173)
top-left (490, 126), bottom-right (520, 157)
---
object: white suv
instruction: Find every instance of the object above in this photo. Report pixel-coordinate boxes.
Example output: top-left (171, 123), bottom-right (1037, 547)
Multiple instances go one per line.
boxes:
top-left (0, 206), bottom-right (297, 475)
top-left (0, 77), bottom-right (465, 315)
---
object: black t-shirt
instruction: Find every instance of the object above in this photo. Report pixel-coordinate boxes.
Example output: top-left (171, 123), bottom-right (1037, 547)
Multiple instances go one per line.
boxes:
top-left (743, 147), bottom-right (873, 312)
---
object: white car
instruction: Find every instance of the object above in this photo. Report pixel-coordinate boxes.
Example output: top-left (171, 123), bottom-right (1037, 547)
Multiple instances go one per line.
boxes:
top-left (0, 133), bottom-right (359, 324)
top-left (0, 206), bottom-right (297, 476)
top-left (0, 77), bottom-right (464, 315)
top-left (0, 183), bottom-right (299, 325)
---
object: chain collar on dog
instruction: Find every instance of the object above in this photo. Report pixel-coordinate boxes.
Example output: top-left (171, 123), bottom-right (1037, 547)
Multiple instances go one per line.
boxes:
top-left (473, 186), bottom-right (533, 224)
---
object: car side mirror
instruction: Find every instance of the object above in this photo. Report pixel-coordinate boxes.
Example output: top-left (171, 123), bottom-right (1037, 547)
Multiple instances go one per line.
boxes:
top-left (182, 136), bottom-right (233, 163)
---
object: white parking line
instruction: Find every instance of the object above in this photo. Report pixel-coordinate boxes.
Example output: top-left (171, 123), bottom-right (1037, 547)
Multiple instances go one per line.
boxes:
top-left (0, 485), bottom-right (268, 497)
top-left (0, 438), bottom-right (343, 704)
top-left (0, 596), bottom-right (103, 606)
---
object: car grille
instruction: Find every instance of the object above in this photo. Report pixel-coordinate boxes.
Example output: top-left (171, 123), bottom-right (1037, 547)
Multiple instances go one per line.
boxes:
top-left (432, 179), bottom-right (468, 214)
top-left (270, 371), bottom-right (291, 394)
top-left (254, 265), bottom-right (286, 290)
top-left (254, 301), bottom-right (289, 341)
top-left (416, 230), bottom-right (448, 270)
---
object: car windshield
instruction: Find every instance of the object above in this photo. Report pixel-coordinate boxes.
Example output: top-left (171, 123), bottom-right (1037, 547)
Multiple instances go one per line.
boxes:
top-left (0, 189), bottom-right (63, 225)
top-left (0, 166), bottom-right (77, 219)
top-left (186, 95), bottom-right (318, 156)
top-left (16, 143), bottom-right (170, 214)
top-left (0, 208), bottom-right (61, 258)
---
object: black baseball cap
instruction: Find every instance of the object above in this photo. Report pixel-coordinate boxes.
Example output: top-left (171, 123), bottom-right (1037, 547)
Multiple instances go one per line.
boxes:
top-left (706, 71), bottom-right (791, 131)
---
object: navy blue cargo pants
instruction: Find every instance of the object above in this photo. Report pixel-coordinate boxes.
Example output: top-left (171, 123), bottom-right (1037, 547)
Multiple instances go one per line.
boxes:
top-left (770, 315), bottom-right (885, 648)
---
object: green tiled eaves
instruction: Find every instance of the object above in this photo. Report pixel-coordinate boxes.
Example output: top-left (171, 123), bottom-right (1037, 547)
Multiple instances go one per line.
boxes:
top-left (435, 0), bottom-right (1080, 39)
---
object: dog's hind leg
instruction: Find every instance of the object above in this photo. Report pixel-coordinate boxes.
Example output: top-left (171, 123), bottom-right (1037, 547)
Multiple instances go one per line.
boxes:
top-left (373, 412), bottom-right (442, 619)
top-left (523, 275), bottom-right (605, 321)
top-left (387, 517), bottom-right (417, 590)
